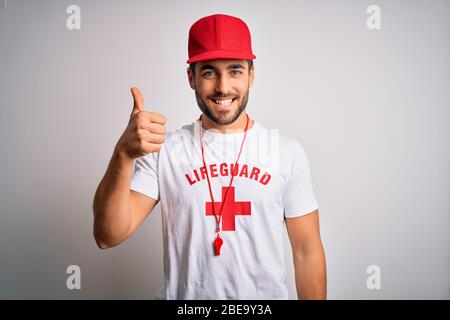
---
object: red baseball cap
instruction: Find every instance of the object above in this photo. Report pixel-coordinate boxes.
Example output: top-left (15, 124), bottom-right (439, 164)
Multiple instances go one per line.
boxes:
top-left (186, 14), bottom-right (256, 64)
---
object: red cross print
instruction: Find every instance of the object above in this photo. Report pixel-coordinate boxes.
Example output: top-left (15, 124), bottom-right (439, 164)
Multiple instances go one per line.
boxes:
top-left (205, 186), bottom-right (252, 231)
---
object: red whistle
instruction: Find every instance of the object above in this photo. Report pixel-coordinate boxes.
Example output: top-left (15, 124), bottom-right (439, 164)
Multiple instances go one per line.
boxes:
top-left (214, 234), bottom-right (223, 256)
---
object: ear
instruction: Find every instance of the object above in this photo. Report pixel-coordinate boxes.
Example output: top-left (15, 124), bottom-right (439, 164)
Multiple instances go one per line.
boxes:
top-left (187, 67), bottom-right (196, 90)
top-left (248, 65), bottom-right (255, 88)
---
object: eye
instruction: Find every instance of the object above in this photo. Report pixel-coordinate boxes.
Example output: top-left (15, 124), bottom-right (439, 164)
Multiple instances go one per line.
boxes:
top-left (230, 70), bottom-right (243, 76)
top-left (203, 71), bottom-right (216, 78)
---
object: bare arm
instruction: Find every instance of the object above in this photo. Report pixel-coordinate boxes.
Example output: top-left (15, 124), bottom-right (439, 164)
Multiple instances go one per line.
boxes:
top-left (92, 148), bottom-right (158, 249)
top-left (285, 209), bottom-right (327, 299)
top-left (93, 87), bottom-right (166, 249)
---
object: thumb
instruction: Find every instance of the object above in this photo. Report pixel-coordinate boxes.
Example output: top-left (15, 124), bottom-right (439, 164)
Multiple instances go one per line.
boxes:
top-left (130, 87), bottom-right (144, 116)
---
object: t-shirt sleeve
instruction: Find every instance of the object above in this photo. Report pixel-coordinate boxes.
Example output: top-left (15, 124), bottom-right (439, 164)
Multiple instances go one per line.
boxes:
top-left (282, 141), bottom-right (319, 218)
top-left (130, 152), bottom-right (160, 201)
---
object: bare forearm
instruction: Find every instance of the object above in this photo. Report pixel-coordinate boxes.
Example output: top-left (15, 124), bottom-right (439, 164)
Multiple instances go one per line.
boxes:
top-left (93, 147), bottom-right (135, 247)
top-left (293, 249), bottom-right (327, 300)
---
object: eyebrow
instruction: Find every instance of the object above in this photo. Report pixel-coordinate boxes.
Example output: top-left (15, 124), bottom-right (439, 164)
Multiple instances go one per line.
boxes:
top-left (199, 64), bottom-right (245, 72)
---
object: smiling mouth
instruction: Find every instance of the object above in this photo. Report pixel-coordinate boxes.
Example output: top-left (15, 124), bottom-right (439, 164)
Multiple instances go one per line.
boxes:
top-left (210, 98), bottom-right (236, 107)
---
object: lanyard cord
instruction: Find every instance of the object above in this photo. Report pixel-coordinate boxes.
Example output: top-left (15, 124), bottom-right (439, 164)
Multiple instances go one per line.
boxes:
top-left (199, 114), bottom-right (250, 234)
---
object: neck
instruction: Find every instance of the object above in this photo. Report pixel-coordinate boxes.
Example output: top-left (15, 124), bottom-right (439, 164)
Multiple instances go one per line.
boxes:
top-left (200, 113), bottom-right (254, 134)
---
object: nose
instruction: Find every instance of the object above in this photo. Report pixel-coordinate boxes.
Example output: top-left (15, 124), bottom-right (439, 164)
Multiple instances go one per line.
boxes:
top-left (215, 74), bottom-right (231, 95)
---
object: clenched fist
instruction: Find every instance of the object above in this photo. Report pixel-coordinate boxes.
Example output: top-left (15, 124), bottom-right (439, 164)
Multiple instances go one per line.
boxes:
top-left (116, 87), bottom-right (166, 159)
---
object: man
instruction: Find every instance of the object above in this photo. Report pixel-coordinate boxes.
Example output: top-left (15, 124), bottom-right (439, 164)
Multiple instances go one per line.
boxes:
top-left (93, 13), bottom-right (326, 300)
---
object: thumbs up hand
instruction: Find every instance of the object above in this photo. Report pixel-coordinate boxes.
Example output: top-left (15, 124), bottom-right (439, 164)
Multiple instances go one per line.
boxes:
top-left (116, 87), bottom-right (166, 160)
top-left (130, 86), bottom-right (145, 119)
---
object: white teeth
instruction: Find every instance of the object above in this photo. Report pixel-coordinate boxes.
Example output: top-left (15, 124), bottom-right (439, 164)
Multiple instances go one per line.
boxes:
top-left (213, 99), bottom-right (233, 106)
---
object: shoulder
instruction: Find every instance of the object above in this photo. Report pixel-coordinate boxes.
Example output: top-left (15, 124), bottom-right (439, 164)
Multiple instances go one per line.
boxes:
top-left (257, 123), bottom-right (314, 180)
top-left (162, 121), bottom-right (197, 146)
top-left (279, 133), bottom-right (304, 153)
top-left (278, 133), bottom-right (310, 172)
top-left (256, 121), bottom-right (306, 157)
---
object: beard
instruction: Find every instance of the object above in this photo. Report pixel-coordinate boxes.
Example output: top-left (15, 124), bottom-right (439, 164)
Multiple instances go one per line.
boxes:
top-left (195, 89), bottom-right (250, 125)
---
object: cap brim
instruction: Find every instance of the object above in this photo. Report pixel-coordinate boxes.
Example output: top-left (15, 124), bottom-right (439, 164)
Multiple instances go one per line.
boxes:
top-left (187, 49), bottom-right (256, 64)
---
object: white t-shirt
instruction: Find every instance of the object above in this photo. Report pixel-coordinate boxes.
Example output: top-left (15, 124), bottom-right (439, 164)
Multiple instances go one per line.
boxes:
top-left (130, 118), bottom-right (319, 300)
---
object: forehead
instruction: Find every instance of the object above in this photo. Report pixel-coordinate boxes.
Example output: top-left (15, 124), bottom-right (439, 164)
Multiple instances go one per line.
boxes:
top-left (197, 59), bottom-right (247, 70)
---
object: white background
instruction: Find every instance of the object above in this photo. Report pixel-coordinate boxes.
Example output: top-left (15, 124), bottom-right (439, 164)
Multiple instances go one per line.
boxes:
top-left (0, 0), bottom-right (448, 299)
